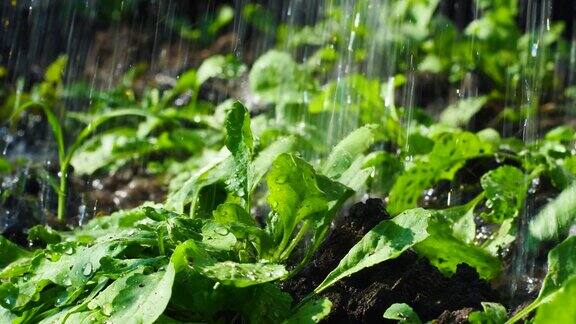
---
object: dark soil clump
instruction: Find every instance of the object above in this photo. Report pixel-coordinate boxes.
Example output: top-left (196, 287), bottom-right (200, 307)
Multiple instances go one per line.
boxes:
top-left (283, 198), bottom-right (502, 323)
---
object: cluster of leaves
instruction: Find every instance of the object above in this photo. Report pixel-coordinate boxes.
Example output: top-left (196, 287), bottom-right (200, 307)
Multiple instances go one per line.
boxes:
top-left (0, 98), bottom-right (383, 322)
top-left (2, 1), bottom-right (576, 323)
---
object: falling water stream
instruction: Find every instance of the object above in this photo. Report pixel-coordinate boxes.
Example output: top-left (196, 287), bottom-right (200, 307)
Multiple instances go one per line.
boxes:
top-left (1, 0), bottom-right (575, 306)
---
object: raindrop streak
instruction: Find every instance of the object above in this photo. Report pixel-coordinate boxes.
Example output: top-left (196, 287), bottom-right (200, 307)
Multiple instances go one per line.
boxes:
top-left (511, 0), bottom-right (553, 303)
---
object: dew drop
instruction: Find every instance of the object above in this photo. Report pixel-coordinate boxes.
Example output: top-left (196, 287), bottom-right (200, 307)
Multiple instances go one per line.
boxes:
top-left (82, 262), bottom-right (93, 276)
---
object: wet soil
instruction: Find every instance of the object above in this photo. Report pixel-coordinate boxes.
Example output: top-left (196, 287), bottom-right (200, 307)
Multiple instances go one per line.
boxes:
top-left (72, 165), bottom-right (167, 217)
top-left (0, 163), bottom-right (166, 245)
top-left (283, 198), bottom-right (503, 323)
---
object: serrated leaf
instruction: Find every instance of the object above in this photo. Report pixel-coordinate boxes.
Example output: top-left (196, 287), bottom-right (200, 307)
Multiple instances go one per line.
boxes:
top-left (388, 132), bottom-right (491, 215)
top-left (0, 241), bottom-right (125, 310)
top-left (314, 208), bottom-right (431, 293)
top-left (481, 166), bottom-right (528, 223)
top-left (415, 212), bottom-right (501, 279)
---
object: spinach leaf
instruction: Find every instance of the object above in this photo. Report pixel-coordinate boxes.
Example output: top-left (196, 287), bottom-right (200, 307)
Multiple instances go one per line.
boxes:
top-left (439, 96), bottom-right (487, 127)
top-left (321, 124), bottom-right (380, 179)
top-left (468, 302), bottom-right (508, 324)
top-left (0, 241), bottom-right (125, 310)
top-left (285, 298), bottom-right (332, 324)
top-left (0, 306), bottom-right (14, 322)
top-left (266, 154), bottom-right (353, 262)
top-left (480, 166), bottom-right (528, 223)
top-left (249, 50), bottom-right (314, 104)
top-left (383, 303), bottom-right (421, 324)
top-left (388, 132), bottom-right (491, 215)
top-left (415, 211), bottom-right (501, 279)
top-left (224, 101), bottom-right (254, 205)
top-left (508, 236), bottom-right (576, 322)
top-left (314, 208), bottom-right (431, 293)
top-left (533, 276), bottom-right (576, 324)
top-left (0, 237), bottom-right (30, 270)
top-left (197, 55), bottom-right (246, 85)
top-left (529, 183), bottom-right (576, 240)
top-left (105, 264), bottom-right (175, 323)
top-left (197, 261), bottom-right (288, 288)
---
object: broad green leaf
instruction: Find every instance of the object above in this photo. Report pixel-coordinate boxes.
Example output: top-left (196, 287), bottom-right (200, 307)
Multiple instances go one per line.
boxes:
top-left (70, 129), bottom-right (136, 175)
top-left (244, 284), bottom-right (292, 323)
top-left (284, 298), bottom-right (332, 324)
top-left (27, 225), bottom-right (62, 245)
top-left (534, 276), bottom-right (576, 324)
top-left (507, 236), bottom-right (576, 323)
top-left (468, 302), bottom-right (508, 324)
top-left (309, 75), bottom-right (384, 126)
top-left (40, 310), bottom-right (104, 324)
top-left (539, 236), bottom-right (576, 298)
top-left (439, 96), bottom-right (487, 127)
top-left (172, 239), bottom-right (286, 287)
top-left (106, 263), bottom-right (175, 323)
top-left (529, 183), bottom-right (576, 240)
top-left (65, 207), bottom-right (149, 242)
top-left (0, 306), bottom-right (14, 323)
top-left (250, 136), bottom-right (297, 191)
top-left (198, 261), bottom-right (287, 287)
top-left (321, 124), bottom-right (380, 179)
top-left (213, 203), bottom-right (257, 226)
top-left (248, 50), bottom-right (313, 104)
top-left (482, 219), bottom-right (515, 256)
top-left (383, 303), bottom-right (421, 324)
top-left (415, 213), bottom-right (501, 279)
top-left (480, 166), bottom-right (528, 223)
top-left (315, 208), bottom-right (431, 293)
top-left (173, 69), bottom-right (198, 94)
top-left (88, 269), bottom-right (145, 313)
top-left (336, 153), bottom-right (377, 191)
top-left (40, 277), bottom-right (109, 323)
top-left (0, 237), bottom-right (30, 269)
top-left (166, 150), bottom-right (231, 214)
top-left (0, 241), bottom-right (125, 310)
top-left (224, 101), bottom-right (253, 202)
top-left (432, 204), bottom-right (477, 244)
top-left (388, 132), bottom-right (491, 215)
top-left (266, 154), bottom-right (352, 261)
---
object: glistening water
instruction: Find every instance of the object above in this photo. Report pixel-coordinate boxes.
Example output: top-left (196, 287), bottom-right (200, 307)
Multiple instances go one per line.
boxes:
top-left (1, 0), bottom-right (575, 305)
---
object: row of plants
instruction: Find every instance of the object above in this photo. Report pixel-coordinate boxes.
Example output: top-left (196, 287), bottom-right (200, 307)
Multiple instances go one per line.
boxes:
top-left (1, 0), bottom-right (576, 323)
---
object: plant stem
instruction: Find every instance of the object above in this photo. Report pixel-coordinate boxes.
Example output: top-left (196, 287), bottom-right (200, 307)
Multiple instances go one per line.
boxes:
top-left (505, 300), bottom-right (539, 324)
top-left (279, 221), bottom-right (310, 261)
top-left (57, 165), bottom-right (68, 222)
